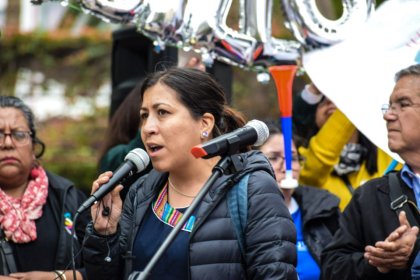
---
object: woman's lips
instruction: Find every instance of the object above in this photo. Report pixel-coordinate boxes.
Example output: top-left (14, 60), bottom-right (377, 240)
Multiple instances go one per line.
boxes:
top-left (0, 157), bottom-right (18, 163)
top-left (146, 144), bottom-right (163, 157)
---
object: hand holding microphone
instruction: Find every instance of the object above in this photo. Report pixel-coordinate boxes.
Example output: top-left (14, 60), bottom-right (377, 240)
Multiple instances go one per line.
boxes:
top-left (79, 148), bottom-right (150, 235)
top-left (90, 171), bottom-right (124, 235)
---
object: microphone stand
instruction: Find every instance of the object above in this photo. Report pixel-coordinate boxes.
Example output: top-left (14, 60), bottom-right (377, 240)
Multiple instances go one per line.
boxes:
top-left (131, 154), bottom-right (245, 280)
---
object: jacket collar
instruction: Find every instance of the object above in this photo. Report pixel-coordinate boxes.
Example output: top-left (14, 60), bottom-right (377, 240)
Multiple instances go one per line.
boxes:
top-left (293, 186), bottom-right (340, 224)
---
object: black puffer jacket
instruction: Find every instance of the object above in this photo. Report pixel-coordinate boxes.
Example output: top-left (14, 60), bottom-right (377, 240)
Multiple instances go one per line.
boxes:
top-left (83, 151), bottom-right (297, 279)
top-left (292, 186), bottom-right (340, 264)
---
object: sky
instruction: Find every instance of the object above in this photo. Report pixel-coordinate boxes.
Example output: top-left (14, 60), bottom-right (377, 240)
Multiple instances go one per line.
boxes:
top-left (14, 69), bottom-right (111, 120)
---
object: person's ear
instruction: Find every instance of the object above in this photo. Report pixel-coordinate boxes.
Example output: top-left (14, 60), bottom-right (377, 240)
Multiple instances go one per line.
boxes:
top-left (200, 113), bottom-right (215, 140)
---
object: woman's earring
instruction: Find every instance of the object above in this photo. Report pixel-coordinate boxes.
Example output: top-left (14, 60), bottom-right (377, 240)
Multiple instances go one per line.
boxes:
top-left (201, 131), bottom-right (209, 138)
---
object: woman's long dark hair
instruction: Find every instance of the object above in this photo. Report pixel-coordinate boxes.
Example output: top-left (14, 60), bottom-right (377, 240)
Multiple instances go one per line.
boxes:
top-left (98, 84), bottom-right (143, 162)
top-left (140, 67), bottom-right (247, 141)
top-left (359, 133), bottom-right (378, 175)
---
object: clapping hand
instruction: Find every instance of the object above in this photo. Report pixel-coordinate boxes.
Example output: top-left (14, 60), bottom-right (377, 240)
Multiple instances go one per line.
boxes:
top-left (364, 211), bottom-right (419, 273)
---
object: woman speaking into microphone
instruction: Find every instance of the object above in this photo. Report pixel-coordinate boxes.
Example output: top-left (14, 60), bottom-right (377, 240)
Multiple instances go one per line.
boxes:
top-left (83, 67), bottom-right (297, 280)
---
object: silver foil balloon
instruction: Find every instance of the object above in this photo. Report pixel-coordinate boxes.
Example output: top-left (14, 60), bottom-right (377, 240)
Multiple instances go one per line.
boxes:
top-left (281, 0), bottom-right (376, 47)
top-left (240, 0), bottom-right (301, 71)
top-left (176, 0), bottom-right (219, 48)
top-left (80, 0), bottom-right (144, 23)
top-left (135, 0), bottom-right (262, 70)
top-left (176, 0), bottom-right (258, 69)
top-left (183, 0), bottom-right (300, 72)
top-left (135, 0), bottom-right (185, 50)
top-left (210, 0), bottom-right (259, 68)
top-left (39, 0), bottom-right (376, 72)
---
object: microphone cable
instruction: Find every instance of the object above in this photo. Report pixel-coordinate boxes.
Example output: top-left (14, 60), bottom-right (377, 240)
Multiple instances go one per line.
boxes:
top-left (48, 211), bottom-right (84, 280)
top-left (68, 197), bottom-right (115, 279)
top-left (70, 212), bottom-right (80, 280)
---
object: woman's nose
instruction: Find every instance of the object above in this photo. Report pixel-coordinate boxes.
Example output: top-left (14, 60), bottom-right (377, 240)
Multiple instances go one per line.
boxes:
top-left (275, 160), bottom-right (286, 172)
top-left (142, 118), bottom-right (158, 135)
top-left (2, 133), bottom-right (14, 147)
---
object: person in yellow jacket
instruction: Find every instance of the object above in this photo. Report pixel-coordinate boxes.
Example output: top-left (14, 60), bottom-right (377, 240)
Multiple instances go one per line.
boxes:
top-left (294, 83), bottom-right (401, 210)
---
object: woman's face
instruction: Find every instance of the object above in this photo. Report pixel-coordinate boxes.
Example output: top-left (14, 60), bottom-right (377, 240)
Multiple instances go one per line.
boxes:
top-left (260, 133), bottom-right (300, 186)
top-left (0, 108), bottom-right (34, 188)
top-left (140, 83), bottom-right (211, 173)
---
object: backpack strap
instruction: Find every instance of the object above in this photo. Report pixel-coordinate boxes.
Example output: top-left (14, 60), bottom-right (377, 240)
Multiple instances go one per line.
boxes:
top-left (388, 172), bottom-right (420, 227)
top-left (0, 230), bottom-right (17, 274)
top-left (227, 173), bottom-right (249, 260)
top-left (388, 173), bottom-right (420, 279)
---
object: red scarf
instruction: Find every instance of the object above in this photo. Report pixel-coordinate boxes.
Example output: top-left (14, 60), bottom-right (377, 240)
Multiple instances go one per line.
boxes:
top-left (0, 166), bottom-right (48, 243)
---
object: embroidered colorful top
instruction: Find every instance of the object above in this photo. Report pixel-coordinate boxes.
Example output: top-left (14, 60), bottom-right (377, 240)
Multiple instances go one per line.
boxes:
top-left (133, 184), bottom-right (193, 279)
top-left (152, 183), bottom-right (196, 232)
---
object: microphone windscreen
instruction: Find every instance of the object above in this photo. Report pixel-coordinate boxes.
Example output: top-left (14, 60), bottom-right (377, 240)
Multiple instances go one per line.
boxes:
top-left (124, 148), bottom-right (150, 173)
top-left (247, 120), bottom-right (269, 146)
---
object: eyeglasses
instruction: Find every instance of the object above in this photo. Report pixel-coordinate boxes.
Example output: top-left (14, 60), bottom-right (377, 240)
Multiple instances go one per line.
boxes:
top-left (0, 131), bottom-right (32, 146)
top-left (381, 101), bottom-right (420, 116)
top-left (266, 153), bottom-right (304, 165)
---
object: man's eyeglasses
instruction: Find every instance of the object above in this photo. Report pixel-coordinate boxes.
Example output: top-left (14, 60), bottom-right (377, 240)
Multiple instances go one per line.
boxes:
top-left (381, 101), bottom-right (420, 116)
top-left (0, 131), bottom-right (32, 146)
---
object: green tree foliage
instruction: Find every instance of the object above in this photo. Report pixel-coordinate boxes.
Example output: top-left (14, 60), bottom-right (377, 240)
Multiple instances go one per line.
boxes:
top-left (0, 31), bottom-right (111, 97)
top-left (37, 109), bottom-right (108, 194)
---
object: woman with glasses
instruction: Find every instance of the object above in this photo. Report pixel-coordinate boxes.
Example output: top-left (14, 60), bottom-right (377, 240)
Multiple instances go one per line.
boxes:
top-left (259, 120), bottom-right (341, 280)
top-left (292, 83), bottom-right (401, 210)
top-left (0, 96), bottom-right (89, 279)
